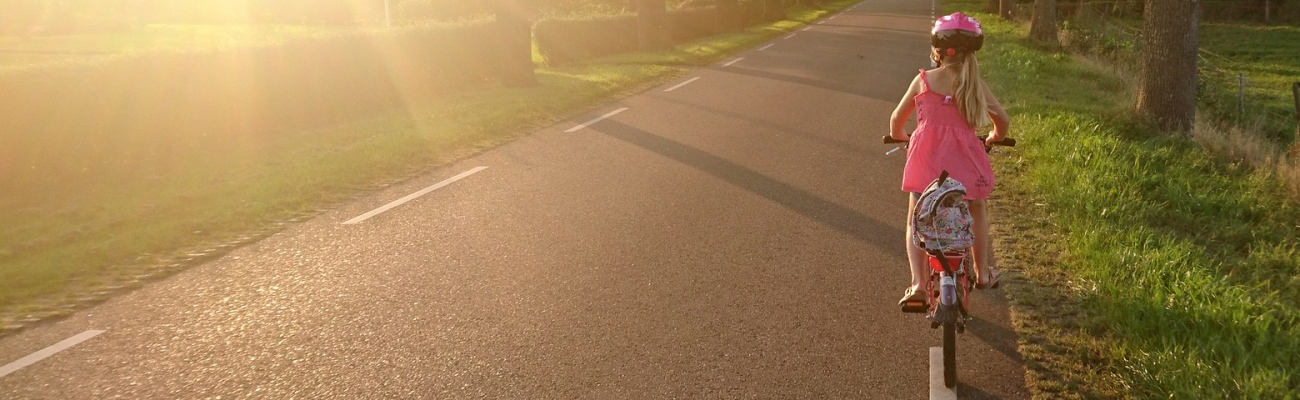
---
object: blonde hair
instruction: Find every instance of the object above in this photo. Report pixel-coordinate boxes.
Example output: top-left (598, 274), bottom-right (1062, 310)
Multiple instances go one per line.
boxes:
top-left (948, 52), bottom-right (990, 128)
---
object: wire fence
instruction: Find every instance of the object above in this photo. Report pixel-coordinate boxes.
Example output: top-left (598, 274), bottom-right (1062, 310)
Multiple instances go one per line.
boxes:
top-left (1061, 11), bottom-right (1299, 139)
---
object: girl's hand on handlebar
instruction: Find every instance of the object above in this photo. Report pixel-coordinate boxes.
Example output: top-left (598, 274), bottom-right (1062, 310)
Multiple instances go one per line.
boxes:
top-left (984, 133), bottom-right (1006, 148)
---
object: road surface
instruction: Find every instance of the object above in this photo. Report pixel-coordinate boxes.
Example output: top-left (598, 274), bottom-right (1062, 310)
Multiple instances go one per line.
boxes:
top-left (0, 0), bottom-right (1028, 398)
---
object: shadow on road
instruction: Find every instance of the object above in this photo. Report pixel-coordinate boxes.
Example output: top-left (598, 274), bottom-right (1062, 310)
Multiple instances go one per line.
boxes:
top-left (645, 93), bottom-right (870, 155)
top-left (592, 119), bottom-right (904, 252)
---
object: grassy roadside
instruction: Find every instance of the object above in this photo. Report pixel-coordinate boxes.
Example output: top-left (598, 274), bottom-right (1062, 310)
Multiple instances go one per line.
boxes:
top-left (0, 1), bottom-right (859, 335)
top-left (945, 3), bottom-right (1300, 398)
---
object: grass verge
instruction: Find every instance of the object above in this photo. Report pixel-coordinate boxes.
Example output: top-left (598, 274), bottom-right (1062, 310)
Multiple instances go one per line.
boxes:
top-left (0, 1), bottom-right (859, 335)
top-left (946, 3), bottom-right (1300, 398)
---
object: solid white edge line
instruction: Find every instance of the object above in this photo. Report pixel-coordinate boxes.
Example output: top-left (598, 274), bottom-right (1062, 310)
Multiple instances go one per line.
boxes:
top-left (723, 57), bottom-right (744, 67)
top-left (930, 347), bottom-right (958, 400)
top-left (0, 330), bottom-right (105, 379)
top-left (885, 146), bottom-right (901, 156)
top-left (663, 77), bottom-right (701, 92)
top-left (757, 43), bottom-right (775, 52)
top-left (784, 33), bottom-right (798, 39)
top-left (342, 166), bottom-right (488, 225)
top-left (564, 107), bottom-right (629, 133)
top-left (802, 26), bottom-right (813, 31)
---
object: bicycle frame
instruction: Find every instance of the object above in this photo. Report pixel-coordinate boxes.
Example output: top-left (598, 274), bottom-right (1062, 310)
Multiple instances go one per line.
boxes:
top-left (924, 250), bottom-right (972, 329)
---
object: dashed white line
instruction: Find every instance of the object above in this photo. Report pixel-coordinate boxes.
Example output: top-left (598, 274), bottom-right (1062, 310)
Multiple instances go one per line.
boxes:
top-left (757, 43), bottom-right (776, 52)
top-left (802, 26), bottom-right (813, 31)
top-left (0, 330), bottom-right (105, 379)
top-left (885, 146), bottom-right (902, 156)
top-left (342, 166), bottom-right (488, 225)
top-left (722, 57), bottom-right (744, 67)
top-left (930, 347), bottom-right (958, 400)
top-left (663, 77), bottom-right (701, 92)
top-left (784, 33), bottom-right (798, 39)
top-left (564, 107), bottom-right (629, 133)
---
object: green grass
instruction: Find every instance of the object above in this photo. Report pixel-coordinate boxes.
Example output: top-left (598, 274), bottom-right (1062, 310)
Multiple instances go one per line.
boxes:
top-left (0, 1), bottom-right (858, 332)
top-left (1059, 15), bottom-right (1300, 143)
top-left (1200, 23), bottom-right (1300, 142)
top-left (945, 3), bottom-right (1300, 398)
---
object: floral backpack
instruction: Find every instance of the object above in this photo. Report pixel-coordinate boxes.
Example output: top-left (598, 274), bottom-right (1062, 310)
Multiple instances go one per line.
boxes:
top-left (912, 171), bottom-right (974, 253)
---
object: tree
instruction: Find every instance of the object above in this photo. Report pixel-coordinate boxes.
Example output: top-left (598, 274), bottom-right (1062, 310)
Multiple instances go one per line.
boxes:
top-left (1135, 0), bottom-right (1201, 133)
top-left (988, 0), bottom-right (1001, 13)
top-left (490, 0), bottom-right (536, 86)
top-left (1030, 0), bottom-right (1059, 45)
top-left (636, 0), bottom-right (668, 50)
top-left (1000, 0), bottom-right (1016, 19)
top-left (717, 0), bottom-right (743, 32)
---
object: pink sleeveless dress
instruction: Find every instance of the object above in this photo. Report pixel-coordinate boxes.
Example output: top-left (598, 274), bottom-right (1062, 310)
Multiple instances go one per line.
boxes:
top-left (902, 69), bottom-right (995, 200)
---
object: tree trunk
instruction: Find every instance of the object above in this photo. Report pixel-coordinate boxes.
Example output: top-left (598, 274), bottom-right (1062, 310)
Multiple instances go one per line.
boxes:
top-left (491, 0), bottom-right (536, 86)
top-left (988, 0), bottom-right (1002, 13)
top-left (1000, 0), bottom-right (1016, 19)
top-left (1135, 0), bottom-right (1201, 133)
top-left (636, 0), bottom-right (668, 50)
top-left (1265, 0), bottom-right (1272, 22)
top-left (1291, 82), bottom-right (1299, 138)
top-left (717, 0), bottom-right (743, 32)
top-left (1030, 0), bottom-right (1060, 44)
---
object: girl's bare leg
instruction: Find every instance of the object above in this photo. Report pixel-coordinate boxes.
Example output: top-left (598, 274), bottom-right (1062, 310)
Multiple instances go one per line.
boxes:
top-left (968, 199), bottom-right (996, 285)
top-left (906, 193), bottom-right (927, 292)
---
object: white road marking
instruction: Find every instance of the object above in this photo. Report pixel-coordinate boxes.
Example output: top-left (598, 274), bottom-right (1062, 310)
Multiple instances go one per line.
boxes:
top-left (722, 57), bottom-right (744, 67)
top-left (342, 167), bottom-right (488, 225)
top-left (930, 347), bottom-right (958, 400)
top-left (564, 107), bottom-right (629, 133)
top-left (886, 146), bottom-right (902, 156)
top-left (0, 330), bottom-right (105, 379)
top-left (757, 43), bottom-right (776, 52)
top-left (802, 26), bottom-right (813, 31)
top-left (784, 33), bottom-right (798, 39)
top-left (663, 77), bottom-right (701, 92)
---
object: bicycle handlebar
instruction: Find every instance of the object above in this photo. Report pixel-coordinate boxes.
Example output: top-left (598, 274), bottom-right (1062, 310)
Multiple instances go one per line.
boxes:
top-left (881, 135), bottom-right (1016, 147)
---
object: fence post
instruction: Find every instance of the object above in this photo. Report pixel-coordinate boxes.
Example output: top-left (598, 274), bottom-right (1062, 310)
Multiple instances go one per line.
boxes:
top-left (1238, 73), bottom-right (1246, 124)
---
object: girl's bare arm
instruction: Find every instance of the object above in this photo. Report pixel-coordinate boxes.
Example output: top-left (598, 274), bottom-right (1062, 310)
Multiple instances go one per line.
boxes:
top-left (889, 75), bottom-right (923, 141)
top-left (982, 79), bottom-right (1010, 143)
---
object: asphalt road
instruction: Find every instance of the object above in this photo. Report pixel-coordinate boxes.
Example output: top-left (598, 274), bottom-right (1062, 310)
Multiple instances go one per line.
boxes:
top-left (0, 0), bottom-right (1029, 398)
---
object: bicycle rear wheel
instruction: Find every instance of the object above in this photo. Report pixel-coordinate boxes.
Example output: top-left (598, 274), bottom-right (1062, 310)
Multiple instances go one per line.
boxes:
top-left (943, 322), bottom-right (957, 388)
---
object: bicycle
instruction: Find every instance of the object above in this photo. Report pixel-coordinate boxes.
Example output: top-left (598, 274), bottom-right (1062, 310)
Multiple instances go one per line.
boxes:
top-left (881, 134), bottom-right (1015, 388)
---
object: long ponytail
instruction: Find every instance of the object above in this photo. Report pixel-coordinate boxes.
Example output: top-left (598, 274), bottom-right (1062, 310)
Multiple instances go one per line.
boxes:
top-left (955, 53), bottom-right (990, 129)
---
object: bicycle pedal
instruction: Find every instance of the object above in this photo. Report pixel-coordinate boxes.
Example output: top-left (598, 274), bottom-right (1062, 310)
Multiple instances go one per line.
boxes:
top-left (900, 301), bottom-right (927, 314)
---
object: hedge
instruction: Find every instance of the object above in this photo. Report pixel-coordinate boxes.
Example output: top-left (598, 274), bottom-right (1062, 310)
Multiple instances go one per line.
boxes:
top-left (536, 6), bottom-right (781, 66)
top-left (534, 15), bottom-right (640, 66)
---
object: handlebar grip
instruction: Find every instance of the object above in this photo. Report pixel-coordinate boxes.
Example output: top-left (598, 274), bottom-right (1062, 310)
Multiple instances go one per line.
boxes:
top-left (882, 135), bottom-right (908, 144)
top-left (977, 136), bottom-right (1017, 147)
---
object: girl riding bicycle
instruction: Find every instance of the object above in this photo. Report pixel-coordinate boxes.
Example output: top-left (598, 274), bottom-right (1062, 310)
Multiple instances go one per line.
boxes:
top-left (889, 12), bottom-right (1010, 306)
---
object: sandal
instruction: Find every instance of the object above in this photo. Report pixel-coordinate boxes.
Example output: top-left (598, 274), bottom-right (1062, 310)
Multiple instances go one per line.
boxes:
top-left (898, 287), bottom-right (927, 313)
top-left (976, 268), bottom-right (1002, 290)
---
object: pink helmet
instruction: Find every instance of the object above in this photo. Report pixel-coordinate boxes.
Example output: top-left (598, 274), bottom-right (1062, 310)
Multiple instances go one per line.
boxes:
top-left (931, 12), bottom-right (984, 53)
